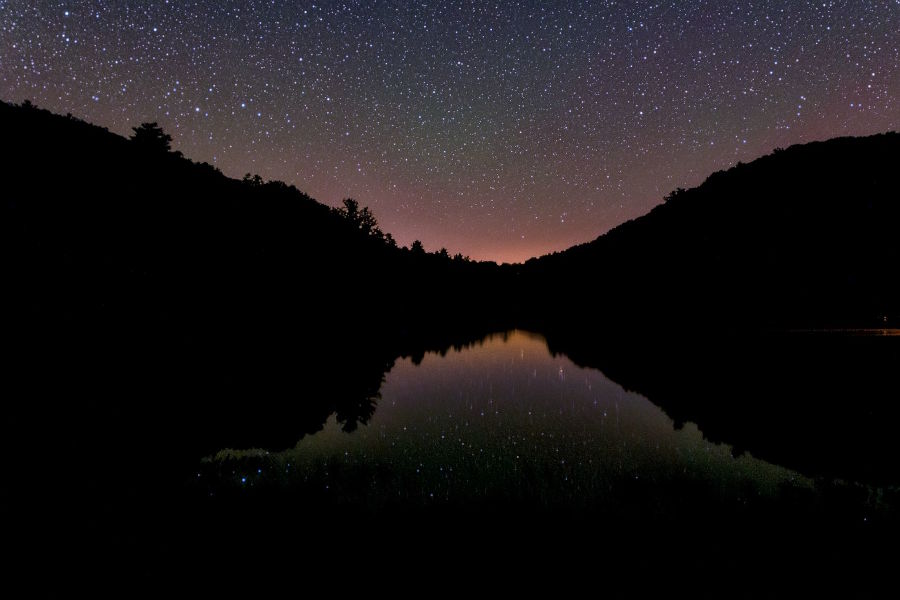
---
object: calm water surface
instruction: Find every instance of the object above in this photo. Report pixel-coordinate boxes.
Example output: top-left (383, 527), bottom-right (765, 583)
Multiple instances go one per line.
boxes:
top-left (202, 330), bottom-right (811, 513)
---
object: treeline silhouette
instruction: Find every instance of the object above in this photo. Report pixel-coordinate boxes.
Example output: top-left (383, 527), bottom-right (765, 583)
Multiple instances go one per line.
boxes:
top-left (7, 99), bottom-right (899, 353)
top-left (2, 100), bottom-right (510, 345)
top-left (517, 131), bottom-right (900, 332)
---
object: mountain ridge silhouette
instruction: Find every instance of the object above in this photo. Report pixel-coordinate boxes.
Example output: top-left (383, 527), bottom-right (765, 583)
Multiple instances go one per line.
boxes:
top-left (4, 98), bottom-right (899, 333)
top-left (518, 130), bottom-right (900, 330)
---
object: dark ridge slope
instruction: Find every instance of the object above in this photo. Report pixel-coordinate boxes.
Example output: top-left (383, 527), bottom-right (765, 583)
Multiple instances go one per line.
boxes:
top-left (520, 132), bottom-right (900, 331)
top-left (1, 101), bottom-right (510, 341)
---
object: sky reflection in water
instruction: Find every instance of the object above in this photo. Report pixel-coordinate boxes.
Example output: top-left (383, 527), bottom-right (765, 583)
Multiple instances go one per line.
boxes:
top-left (205, 330), bottom-right (809, 511)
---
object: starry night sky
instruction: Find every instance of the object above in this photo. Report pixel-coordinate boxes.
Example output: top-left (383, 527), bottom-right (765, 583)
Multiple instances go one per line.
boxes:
top-left (2, 1), bottom-right (899, 263)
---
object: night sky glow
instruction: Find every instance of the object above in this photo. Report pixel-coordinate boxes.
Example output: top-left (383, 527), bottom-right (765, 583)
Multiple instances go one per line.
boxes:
top-left (2, 1), bottom-right (899, 263)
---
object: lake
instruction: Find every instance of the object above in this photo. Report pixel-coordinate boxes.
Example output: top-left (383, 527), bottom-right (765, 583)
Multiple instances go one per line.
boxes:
top-left (198, 330), bottom-right (817, 516)
top-left (13, 328), bottom-right (899, 591)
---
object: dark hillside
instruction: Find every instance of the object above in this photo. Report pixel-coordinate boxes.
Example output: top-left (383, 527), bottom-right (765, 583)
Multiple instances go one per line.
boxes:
top-left (1, 100), bottom-right (509, 349)
top-left (520, 133), bottom-right (900, 331)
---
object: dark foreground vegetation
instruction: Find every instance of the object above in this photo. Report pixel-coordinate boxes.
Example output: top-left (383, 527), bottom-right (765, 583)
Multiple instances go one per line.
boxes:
top-left (3, 101), bottom-right (899, 592)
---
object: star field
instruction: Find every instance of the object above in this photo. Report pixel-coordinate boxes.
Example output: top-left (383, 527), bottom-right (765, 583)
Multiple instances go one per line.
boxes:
top-left (2, 1), bottom-right (899, 262)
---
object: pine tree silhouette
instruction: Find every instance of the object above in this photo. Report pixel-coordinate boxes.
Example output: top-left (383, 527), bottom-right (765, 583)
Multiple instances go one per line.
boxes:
top-left (130, 122), bottom-right (172, 152)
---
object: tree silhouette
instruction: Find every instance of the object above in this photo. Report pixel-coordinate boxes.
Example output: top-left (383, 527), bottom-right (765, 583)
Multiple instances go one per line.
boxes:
top-left (338, 197), bottom-right (381, 237)
top-left (242, 173), bottom-right (263, 187)
top-left (358, 205), bottom-right (379, 236)
top-left (131, 122), bottom-right (172, 153)
top-left (410, 240), bottom-right (425, 255)
top-left (340, 197), bottom-right (361, 221)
